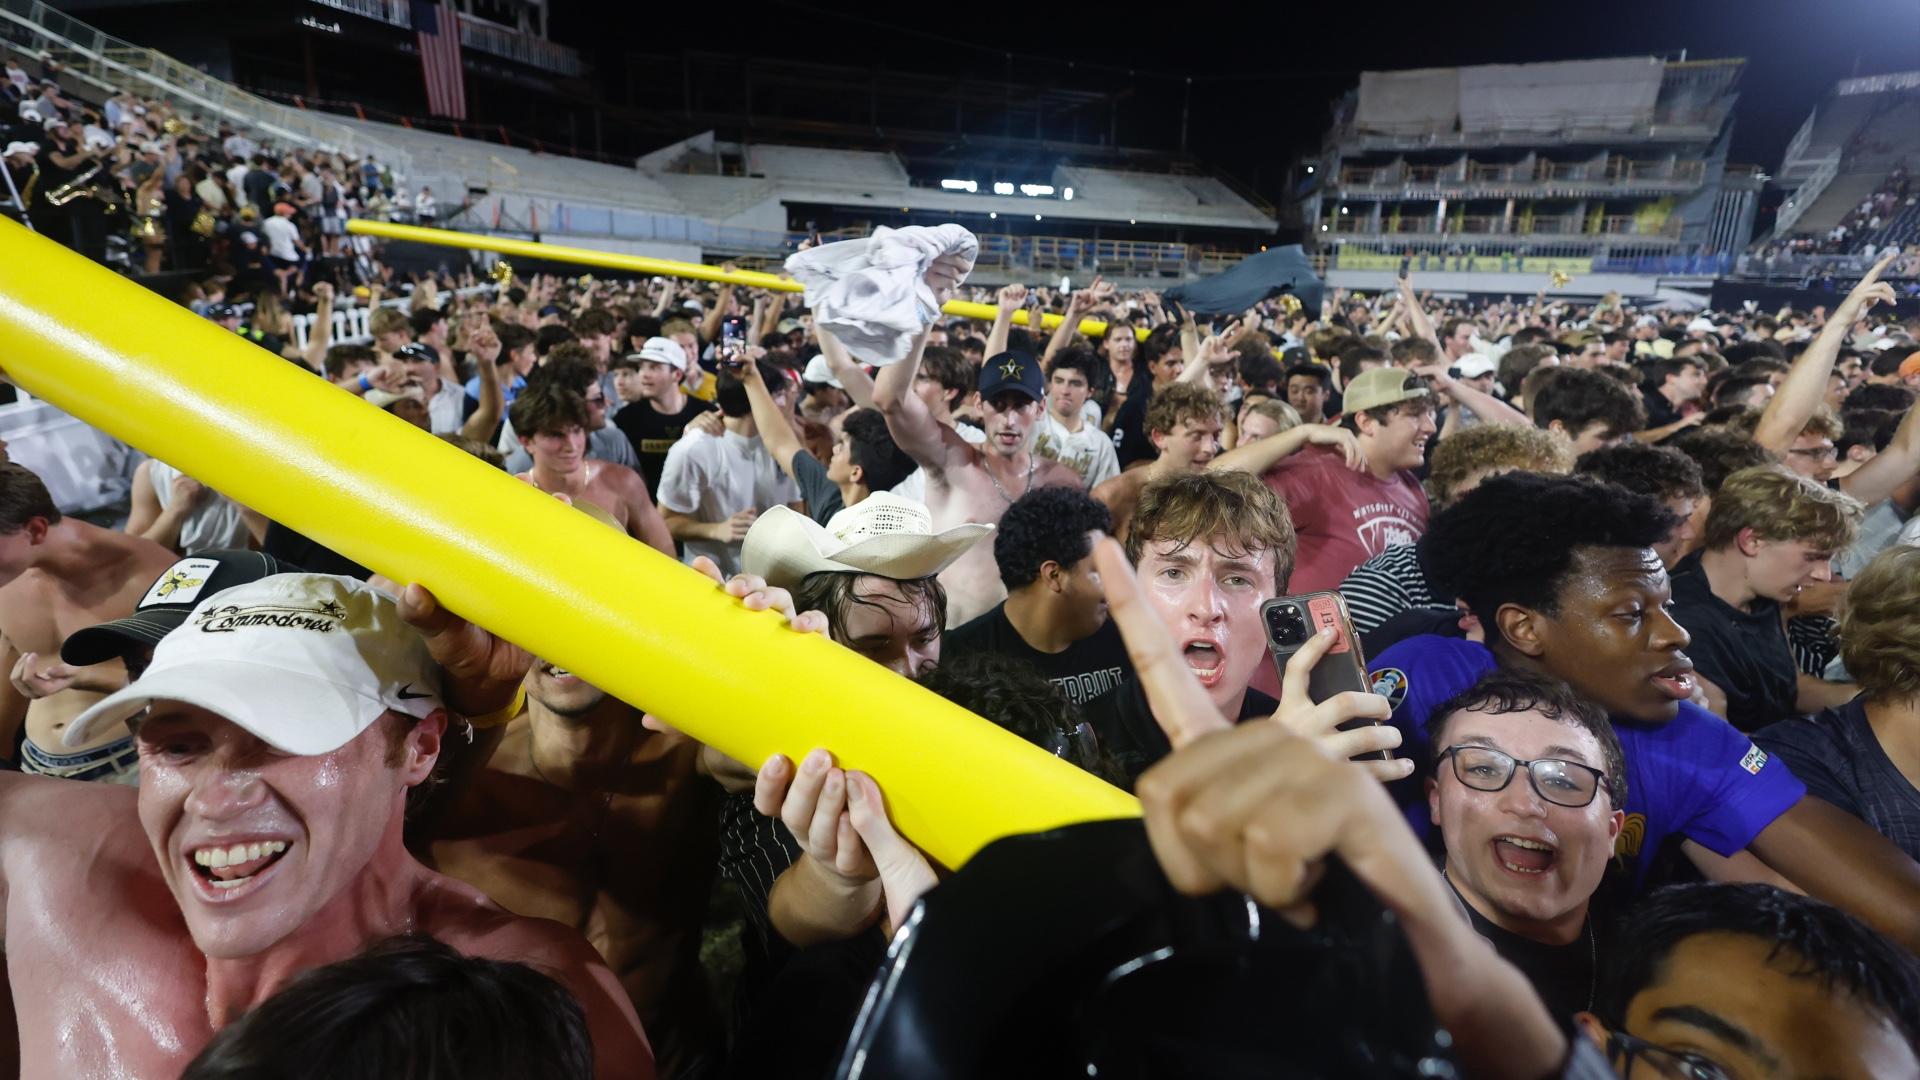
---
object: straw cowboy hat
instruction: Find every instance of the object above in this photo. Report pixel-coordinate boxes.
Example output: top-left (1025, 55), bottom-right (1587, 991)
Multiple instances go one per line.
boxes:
top-left (743, 493), bottom-right (991, 592)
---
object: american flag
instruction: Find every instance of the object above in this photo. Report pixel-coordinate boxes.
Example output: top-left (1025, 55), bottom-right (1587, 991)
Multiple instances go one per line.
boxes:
top-left (411, 0), bottom-right (466, 120)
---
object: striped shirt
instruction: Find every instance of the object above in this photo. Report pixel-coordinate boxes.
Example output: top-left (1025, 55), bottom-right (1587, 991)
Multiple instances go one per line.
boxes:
top-left (1339, 543), bottom-right (1440, 636)
top-left (717, 792), bottom-right (802, 959)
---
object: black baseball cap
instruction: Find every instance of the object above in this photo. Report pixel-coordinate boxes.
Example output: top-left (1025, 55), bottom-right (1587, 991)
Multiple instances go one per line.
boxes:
top-left (62, 550), bottom-right (288, 666)
top-left (977, 351), bottom-right (1043, 405)
top-left (206, 302), bottom-right (240, 321)
top-left (394, 342), bottom-right (439, 365)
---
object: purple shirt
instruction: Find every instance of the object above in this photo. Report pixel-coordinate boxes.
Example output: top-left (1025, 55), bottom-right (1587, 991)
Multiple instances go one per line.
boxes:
top-left (1367, 635), bottom-right (1807, 890)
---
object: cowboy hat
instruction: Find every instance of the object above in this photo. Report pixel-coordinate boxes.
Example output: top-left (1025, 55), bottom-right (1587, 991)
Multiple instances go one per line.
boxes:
top-left (743, 493), bottom-right (991, 592)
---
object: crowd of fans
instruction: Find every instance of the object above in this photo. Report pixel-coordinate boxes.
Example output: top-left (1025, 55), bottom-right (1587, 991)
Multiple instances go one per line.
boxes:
top-left (3, 50), bottom-right (436, 282)
top-left (6, 104), bottom-right (1920, 1075)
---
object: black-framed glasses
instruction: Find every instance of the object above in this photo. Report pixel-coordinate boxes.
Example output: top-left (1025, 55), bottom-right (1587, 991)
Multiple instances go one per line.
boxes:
top-left (1438, 745), bottom-right (1610, 808)
top-left (1607, 1029), bottom-right (1734, 1080)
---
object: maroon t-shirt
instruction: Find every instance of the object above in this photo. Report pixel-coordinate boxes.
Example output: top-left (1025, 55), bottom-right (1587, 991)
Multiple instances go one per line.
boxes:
top-left (1265, 446), bottom-right (1429, 592)
top-left (1253, 446), bottom-right (1429, 698)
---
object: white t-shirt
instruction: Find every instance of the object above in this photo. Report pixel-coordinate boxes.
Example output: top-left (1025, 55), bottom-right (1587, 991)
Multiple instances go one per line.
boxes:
top-left (148, 460), bottom-right (250, 553)
top-left (261, 215), bottom-right (301, 261)
top-left (891, 422), bottom-right (986, 503)
top-left (425, 379), bottom-right (468, 435)
top-left (1031, 410), bottom-right (1119, 489)
top-left (657, 429), bottom-right (799, 577)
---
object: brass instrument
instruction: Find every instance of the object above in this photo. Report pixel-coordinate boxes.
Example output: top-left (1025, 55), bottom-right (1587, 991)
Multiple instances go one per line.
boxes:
top-left (490, 259), bottom-right (514, 285)
top-left (43, 161), bottom-right (119, 211)
top-left (1276, 292), bottom-right (1304, 319)
top-left (161, 116), bottom-right (186, 137)
top-left (1549, 268), bottom-right (1572, 289)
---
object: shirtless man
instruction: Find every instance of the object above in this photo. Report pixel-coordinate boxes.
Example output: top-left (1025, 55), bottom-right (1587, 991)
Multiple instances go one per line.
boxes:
top-left (512, 384), bottom-right (674, 556)
top-left (0, 573), bottom-right (651, 1078)
top-left (0, 463), bottom-right (175, 780)
top-left (875, 340), bottom-right (1080, 628)
top-left (423, 651), bottom-right (723, 1077)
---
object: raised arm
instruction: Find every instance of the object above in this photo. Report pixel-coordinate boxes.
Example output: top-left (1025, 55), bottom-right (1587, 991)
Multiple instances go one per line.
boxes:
top-left (1413, 364), bottom-right (1529, 426)
top-left (459, 323), bottom-right (504, 442)
top-left (1755, 251), bottom-right (1897, 453)
top-left (872, 331), bottom-right (957, 476)
top-left (300, 282), bottom-right (334, 374)
top-left (700, 275), bottom-right (732, 344)
top-left (986, 283), bottom-right (1028, 359)
top-left (1836, 398), bottom-right (1920, 506)
top-left (1748, 794), bottom-right (1920, 953)
top-left (1396, 275), bottom-right (1442, 352)
top-left (816, 328), bottom-right (875, 410)
top-left (1045, 277), bottom-right (1113, 363)
top-left (737, 348), bottom-right (805, 477)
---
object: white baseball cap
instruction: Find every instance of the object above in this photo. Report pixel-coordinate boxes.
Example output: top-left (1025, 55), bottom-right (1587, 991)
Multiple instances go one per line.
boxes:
top-left (743, 493), bottom-right (991, 593)
top-left (637, 335), bottom-right (691, 373)
top-left (64, 574), bottom-right (444, 754)
top-left (801, 354), bottom-right (843, 388)
top-left (1453, 353), bottom-right (1497, 379)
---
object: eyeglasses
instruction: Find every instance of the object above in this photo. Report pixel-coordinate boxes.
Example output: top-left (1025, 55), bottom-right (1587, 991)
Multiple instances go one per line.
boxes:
top-left (1438, 745), bottom-right (1610, 808)
top-left (1606, 1030), bottom-right (1733, 1080)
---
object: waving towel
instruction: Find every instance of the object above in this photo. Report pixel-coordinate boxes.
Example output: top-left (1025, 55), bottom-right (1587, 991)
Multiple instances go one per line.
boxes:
top-left (784, 225), bottom-right (978, 365)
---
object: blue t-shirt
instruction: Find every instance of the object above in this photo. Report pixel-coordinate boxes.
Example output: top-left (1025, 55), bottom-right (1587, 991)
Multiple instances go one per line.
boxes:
top-left (464, 373), bottom-right (527, 407)
top-left (1367, 635), bottom-right (1806, 890)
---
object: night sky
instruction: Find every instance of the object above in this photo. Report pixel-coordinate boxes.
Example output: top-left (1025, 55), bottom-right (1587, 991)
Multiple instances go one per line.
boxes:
top-left (558, 0), bottom-right (1920, 199)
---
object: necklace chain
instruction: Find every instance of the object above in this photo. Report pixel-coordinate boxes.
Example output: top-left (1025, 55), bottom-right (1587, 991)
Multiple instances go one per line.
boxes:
top-left (987, 451), bottom-right (1036, 504)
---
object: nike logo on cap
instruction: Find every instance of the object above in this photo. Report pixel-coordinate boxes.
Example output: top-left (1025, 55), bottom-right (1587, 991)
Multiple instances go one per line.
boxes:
top-left (396, 684), bottom-right (434, 700)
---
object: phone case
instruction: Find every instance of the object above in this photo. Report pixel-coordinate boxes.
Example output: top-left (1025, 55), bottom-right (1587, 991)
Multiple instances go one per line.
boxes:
top-left (1262, 593), bottom-right (1385, 758)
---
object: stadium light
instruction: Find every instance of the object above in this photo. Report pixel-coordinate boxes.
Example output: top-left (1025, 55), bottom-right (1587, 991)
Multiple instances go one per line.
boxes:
top-left (1021, 184), bottom-right (1055, 197)
top-left (989, 211), bottom-right (997, 219)
top-left (1340, 206), bottom-right (1349, 215)
top-left (1063, 187), bottom-right (1074, 201)
top-left (1321, 225), bottom-right (1329, 231)
top-left (993, 181), bottom-right (1015, 195)
top-left (1128, 218), bottom-right (1136, 225)
top-left (1035, 214), bottom-right (1043, 220)
top-left (1306, 165), bottom-right (1315, 174)
top-left (940, 179), bottom-right (978, 193)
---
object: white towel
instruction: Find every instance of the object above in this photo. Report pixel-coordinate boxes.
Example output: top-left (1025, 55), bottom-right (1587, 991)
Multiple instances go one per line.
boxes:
top-left (784, 225), bottom-right (977, 365)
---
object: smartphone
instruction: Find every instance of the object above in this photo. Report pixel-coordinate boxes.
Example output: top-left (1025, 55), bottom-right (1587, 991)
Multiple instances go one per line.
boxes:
top-left (805, 219), bottom-right (822, 247)
top-left (1261, 592), bottom-right (1388, 760)
top-left (720, 315), bottom-right (748, 366)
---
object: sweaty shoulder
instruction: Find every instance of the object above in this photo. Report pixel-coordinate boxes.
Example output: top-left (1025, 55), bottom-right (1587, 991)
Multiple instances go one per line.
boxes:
top-left (0, 772), bottom-right (147, 886)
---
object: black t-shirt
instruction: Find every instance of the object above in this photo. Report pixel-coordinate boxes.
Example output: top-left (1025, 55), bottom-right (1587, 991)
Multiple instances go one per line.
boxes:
top-left (1640, 387), bottom-right (1679, 431)
top-left (1667, 551), bottom-right (1799, 732)
top-left (942, 603), bottom-right (1131, 714)
top-left (1453, 882), bottom-right (1604, 1022)
top-left (1084, 679), bottom-right (1278, 788)
top-left (615, 396), bottom-right (715, 497)
top-left (1112, 390), bottom-right (1156, 469)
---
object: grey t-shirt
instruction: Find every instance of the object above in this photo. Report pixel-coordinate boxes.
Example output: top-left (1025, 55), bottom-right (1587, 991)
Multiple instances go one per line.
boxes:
top-left (790, 450), bottom-right (843, 525)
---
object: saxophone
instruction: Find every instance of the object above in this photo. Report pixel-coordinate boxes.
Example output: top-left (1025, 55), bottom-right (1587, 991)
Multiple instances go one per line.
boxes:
top-left (44, 160), bottom-right (119, 211)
